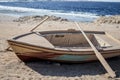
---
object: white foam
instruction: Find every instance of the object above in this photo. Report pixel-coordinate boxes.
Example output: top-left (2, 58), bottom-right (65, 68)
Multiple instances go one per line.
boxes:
top-left (53, 11), bottom-right (99, 18)
top-left (0, 5), bottom-right (48, 12)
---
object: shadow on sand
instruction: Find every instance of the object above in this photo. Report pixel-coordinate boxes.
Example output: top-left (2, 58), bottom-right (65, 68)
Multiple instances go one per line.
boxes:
top-left (26, 56), bottom-right (120, 77)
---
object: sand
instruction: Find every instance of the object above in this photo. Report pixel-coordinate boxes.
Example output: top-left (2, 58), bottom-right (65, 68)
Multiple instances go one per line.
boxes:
top-left (0, 14), bottom-right (120, 80)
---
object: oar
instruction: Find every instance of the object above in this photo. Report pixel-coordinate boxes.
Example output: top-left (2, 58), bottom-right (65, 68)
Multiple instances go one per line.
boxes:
top-left (74, 22), bottom-right (116, 78)
top-left (30, 16), bottom-right (49, 32)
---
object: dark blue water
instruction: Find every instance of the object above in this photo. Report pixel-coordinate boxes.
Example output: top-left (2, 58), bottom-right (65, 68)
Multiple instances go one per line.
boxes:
top-left (0, 1), bottom-right (120, 22)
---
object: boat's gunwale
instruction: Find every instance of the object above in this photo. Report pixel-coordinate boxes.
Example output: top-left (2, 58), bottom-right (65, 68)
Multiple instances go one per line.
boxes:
top-left (13, 30), bottom-right (105, 40)
top-left (8, 30), bottom-right (106, 52)
top-left (8, 39), bottom-right (120, 55)
top-left (8, 30), bottom-right (120, 54)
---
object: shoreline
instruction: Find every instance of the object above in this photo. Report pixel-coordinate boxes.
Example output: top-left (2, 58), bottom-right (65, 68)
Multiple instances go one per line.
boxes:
top-left (0, 14), bottom-right (120, 80)
top-left (0, 12), bottom-right (98, 22)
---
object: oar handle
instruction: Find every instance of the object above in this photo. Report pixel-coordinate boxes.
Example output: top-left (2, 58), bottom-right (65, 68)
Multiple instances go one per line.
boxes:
top-left (30, 16), bottom-right (49, 32)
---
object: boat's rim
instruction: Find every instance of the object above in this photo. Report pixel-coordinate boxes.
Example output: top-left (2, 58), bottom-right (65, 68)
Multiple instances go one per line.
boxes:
top-left (8, 39), bottom-right (120, 55)
top-left (8, 30), bottom-right (120, 54)
top-left (12, 30), bottom-right (105, 40)
top-left (11, 30), bottom-right (105, 51)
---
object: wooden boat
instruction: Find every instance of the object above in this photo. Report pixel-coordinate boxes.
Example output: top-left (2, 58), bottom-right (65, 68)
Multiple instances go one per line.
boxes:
top-left (7, 16), bottom-right (117, 78)
top-left (7, 30), bottom-right (120, 63)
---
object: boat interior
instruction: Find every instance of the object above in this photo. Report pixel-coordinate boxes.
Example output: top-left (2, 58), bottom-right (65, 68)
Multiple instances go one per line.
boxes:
top-left (43, 32), bottom-right (113, 49)
top-left (12, 30), bottom-right (120, 51)
top-left (44, 33), bottom-right (95, 48)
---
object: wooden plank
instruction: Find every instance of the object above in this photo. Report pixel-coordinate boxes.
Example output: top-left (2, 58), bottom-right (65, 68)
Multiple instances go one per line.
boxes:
top-left (16, 33), bottom-right (55, 48)
top-left (106, 32), bottom-right (120, 44)
top-left (30, 16), bottom-right (49, 32)
top-left (74, 22), bottom-right (116, 78)
top-left (93, 34), bottom-right (112, 48)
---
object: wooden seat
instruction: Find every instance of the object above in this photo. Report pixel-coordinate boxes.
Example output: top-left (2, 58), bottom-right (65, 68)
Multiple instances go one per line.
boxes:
top-left (93, 34), bottom-right (112, 48)
top-left (16, 33), bottom-right (54, 48)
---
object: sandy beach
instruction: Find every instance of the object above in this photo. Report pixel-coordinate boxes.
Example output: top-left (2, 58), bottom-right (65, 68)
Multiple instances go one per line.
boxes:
top-left (0, 14), bottom-right (120, 80)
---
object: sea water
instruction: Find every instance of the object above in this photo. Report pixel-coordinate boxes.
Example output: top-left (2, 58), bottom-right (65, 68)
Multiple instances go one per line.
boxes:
top-left (0, 1), bottom-right (120, 22)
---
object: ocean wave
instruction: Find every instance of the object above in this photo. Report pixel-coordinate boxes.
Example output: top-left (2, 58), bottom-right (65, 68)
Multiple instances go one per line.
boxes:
top-left (0, 5), bottom-right (99, 21)
top-left (0, 5), bottom-right (48, 12)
